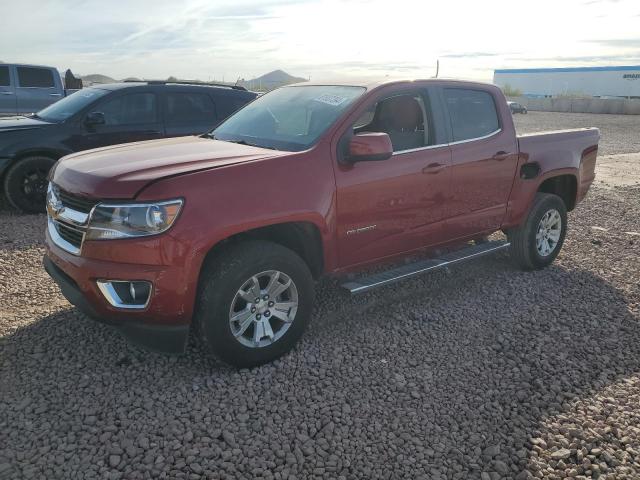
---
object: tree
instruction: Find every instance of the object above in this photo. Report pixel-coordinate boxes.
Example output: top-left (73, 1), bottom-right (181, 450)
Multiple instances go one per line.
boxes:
top-left (501, 84), bottom-right (522, 97)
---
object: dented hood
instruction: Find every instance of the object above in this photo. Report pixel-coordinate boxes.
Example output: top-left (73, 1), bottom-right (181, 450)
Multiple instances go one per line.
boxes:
top-left (51, 136), bottom-right (288, 198)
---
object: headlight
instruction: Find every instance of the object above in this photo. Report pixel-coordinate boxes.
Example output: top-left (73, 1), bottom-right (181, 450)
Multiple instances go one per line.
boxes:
top-left (85, 199), bottom-right (183, 240)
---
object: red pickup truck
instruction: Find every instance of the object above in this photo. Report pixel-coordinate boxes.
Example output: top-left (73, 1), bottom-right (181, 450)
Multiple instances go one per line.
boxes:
top-left (43, 79), bottom-right (599, 367)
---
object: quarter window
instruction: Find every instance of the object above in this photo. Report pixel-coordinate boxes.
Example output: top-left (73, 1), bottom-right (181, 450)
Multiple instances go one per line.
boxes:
top-left (17, 67), bottom-right (55, 88)
top-left (444, 88), bottom-right (499, 142)
top-left (0, 66), bottom-right (10, 87)
top-left (98, 93), bottom-right (157, 125)
top-left (166, 92), bottom-right (216, 124)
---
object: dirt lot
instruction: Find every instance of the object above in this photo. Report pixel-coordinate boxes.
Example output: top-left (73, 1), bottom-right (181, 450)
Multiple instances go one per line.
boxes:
top-left (1, 112), bottom-right (640, 479)
top-left (513, 111), bottom-right (640, 156)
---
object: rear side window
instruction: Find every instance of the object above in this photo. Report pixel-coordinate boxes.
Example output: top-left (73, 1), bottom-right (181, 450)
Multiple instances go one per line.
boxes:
top-left (444, 88), bottom-right (499, 142)
top-left (0, 66), bottom-right (10, 86)
top-left (215, 95), bottom-right (254, 119)
top-left (98, 93), bottom-right (157, 125)
top-left (17, 67), bottom-right (55, 88)
top-left (166, 92), bottom-right (216, 124)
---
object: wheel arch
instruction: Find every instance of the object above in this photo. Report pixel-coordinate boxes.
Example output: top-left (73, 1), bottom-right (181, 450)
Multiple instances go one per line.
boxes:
top-left (198, 221), bottom-right (326, 283)
top-left (537, 173), bottom-right (578, 211)
top-left (0, 148), bottom-right (67, 184)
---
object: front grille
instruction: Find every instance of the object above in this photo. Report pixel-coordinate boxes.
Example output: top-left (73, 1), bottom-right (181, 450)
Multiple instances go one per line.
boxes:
top-left (48, 184), bottom-right (98, 254)
top-left (56, 222), bottom-right (84, 249)
top-left (58, 190), bottom-right (97, 214)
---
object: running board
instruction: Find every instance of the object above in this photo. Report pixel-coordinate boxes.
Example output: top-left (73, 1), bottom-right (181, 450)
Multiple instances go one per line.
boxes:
top-left (341, 240), bottom-right (511, 294)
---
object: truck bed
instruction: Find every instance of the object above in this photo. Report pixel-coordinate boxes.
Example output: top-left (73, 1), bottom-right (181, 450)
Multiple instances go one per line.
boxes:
top-left (518, 127), bottom-right (599, 201)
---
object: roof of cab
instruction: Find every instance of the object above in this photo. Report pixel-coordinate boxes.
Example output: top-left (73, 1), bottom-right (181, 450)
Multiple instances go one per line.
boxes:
top-left (284, 78), bottom-right (497, 91)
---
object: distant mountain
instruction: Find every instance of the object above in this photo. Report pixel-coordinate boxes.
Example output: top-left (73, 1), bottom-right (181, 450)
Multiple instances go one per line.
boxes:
top-left (81, 74), bottom-right (117, 84)
top-left (240, 70), bottom-right (307, 91)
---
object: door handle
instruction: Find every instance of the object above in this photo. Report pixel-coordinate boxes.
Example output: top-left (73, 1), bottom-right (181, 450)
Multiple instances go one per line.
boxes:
top-left (422, 162), bottom-right (446, 174)
top-left (493, 151), bottom-right (510, 161)
top-left (49, 93), bottom-right (62, 97)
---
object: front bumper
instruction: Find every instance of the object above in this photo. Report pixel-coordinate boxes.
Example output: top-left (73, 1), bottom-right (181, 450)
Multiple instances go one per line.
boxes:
top-left (44, 255), bottom-right (189, 354)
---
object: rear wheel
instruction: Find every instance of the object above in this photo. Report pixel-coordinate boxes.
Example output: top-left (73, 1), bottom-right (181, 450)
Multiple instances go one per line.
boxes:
top-left (195, 240), bottom-right (314, 367)
top-left (4, 156), bottom-right (56, 213)
top-left (508, 193), bottom-right (567, 270)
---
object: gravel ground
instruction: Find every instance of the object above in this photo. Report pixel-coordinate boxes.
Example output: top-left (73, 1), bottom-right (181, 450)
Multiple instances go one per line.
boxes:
top-left (2, 120), bottom-right (640, 478)
top-left (513, 111), bottom-right (640, 156)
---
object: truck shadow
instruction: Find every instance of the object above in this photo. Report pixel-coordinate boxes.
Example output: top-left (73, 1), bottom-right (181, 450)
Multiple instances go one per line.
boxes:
top-left (2, 256), bottom-right (639, 478)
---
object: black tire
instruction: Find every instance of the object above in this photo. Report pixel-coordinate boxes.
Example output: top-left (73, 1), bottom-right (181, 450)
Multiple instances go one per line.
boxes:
top-left (3, 156), bottom-right (56, 213)
top-left (508, 193), bottom-right (567, 270)
top-left (195, 240), bottom-right (314, 368)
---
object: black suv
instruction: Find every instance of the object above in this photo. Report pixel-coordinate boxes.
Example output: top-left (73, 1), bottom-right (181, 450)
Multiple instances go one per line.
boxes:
top-left (0, 81), bottom-right (256, 212)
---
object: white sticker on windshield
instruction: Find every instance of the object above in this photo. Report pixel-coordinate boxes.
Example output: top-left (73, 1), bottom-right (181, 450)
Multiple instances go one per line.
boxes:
top-left (313, 94), bottom-right (348, 106)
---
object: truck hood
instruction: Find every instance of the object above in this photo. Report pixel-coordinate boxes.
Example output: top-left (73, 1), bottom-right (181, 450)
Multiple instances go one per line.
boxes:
top-left (0, 115), bottom-right (54, 132)
top-left (52, 136), bottom-right (289, 198)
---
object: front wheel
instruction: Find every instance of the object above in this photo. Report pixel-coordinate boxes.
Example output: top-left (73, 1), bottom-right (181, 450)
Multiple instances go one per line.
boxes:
top-left (195, 240), bottom-right (314, 368)
top-left (508, 193), bottom-right (567, 270)
top-left (3, 156), bottom-right (56, 213)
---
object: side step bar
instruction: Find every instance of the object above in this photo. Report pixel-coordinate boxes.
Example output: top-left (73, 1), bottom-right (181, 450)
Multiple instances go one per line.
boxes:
top-left (341, 240), bottom-right (511, 294)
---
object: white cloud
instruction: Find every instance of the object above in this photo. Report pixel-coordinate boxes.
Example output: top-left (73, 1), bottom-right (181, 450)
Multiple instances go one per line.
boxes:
top-left (1, 0), bottom-right (639, 81)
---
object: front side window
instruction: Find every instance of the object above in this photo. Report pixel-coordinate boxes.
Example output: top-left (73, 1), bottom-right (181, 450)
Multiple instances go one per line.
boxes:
top-left (444, 88), bottom-right (500, 142)
top-left (36, 88), bottom-right (109, 122)
top-left (17, 67), bottom-right (55, 88)
top-left (97, 93), bottom-right (157, 125)
top-left (0, 66), bottom-right (10, 87)
top-left (352, 92), bottom-right (431, 152)
top-left (212, 85), bottom-right (365, 151)
top-left (166, 92), bottom-right (216, 124)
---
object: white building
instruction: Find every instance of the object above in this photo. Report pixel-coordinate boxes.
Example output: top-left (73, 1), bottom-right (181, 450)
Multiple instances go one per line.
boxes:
top-left (493, 66), bottom-right (640, 98)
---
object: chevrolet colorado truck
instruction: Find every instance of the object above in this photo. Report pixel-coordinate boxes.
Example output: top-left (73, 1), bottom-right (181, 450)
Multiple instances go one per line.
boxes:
top-left (43, 79), bottom-right (599, 367)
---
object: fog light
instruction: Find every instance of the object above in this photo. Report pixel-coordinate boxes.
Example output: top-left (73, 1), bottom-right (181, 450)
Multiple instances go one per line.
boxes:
top-left (97, 280), bottom-right (152, 309)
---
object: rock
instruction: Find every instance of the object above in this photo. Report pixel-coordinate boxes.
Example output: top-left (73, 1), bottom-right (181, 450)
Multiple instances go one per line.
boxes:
top-left (483, 445), bottom-right (501, 458)
top-left (550, 449), bottom-right (571, 461)
top-left (494, 460), bottom-right (509, 475)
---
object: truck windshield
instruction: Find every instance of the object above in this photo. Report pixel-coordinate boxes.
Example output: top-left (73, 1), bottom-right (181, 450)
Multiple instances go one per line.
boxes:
top-left (36, 88), bottom-right (109, 122)
top-left (211, 85), bottom-right (365, 151)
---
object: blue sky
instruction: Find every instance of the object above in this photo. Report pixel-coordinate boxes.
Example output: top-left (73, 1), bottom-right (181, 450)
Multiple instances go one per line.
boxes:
top-left (2, 0), bottom-right (639, 81)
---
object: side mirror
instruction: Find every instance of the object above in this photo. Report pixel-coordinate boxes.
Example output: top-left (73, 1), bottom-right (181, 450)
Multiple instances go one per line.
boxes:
top-left (85, 111), bottom-right (105, 127)
top-left (346, 132), bottom-right (393, 163)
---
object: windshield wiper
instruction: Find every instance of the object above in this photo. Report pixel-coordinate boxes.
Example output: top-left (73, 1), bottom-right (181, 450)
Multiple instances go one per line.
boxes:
top-left (225, 138), bottom-right (277, 150)
top-left (204, 134), bottom-right (277, 150)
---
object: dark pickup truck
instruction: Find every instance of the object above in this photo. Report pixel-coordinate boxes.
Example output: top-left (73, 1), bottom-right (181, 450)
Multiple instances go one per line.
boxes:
top-left (43, 79), bottom-right (599, 367)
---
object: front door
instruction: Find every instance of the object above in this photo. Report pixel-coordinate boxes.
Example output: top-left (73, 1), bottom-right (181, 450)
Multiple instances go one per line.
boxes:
top-left (334, 88), bottom-right (452, 268)
top-left (81, 91), bottom-right (164, 149)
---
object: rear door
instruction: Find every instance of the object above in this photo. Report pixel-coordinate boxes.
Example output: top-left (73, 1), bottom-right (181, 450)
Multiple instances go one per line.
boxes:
top-left (441, 87), bottom-right (519, 238)
top-left (163, 90), bottom-right (218, 137)
top-left (81, 91), bottom-right (164, 149)
top-left (0, 65), bottom-right (16, 115)
top-left (15, 66), bottom-right (61, 113)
